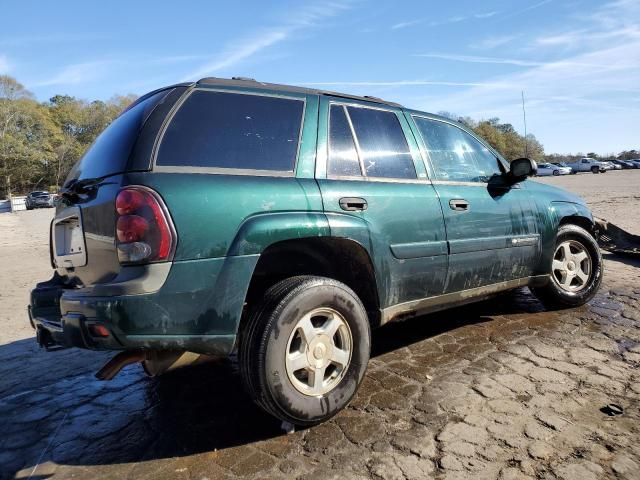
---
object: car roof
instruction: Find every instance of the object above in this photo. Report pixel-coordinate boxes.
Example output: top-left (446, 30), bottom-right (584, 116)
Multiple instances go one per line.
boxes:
top-left (194, 77), bottom-right (404, 108)
top-left (194, 77), bottom-right (403, 107)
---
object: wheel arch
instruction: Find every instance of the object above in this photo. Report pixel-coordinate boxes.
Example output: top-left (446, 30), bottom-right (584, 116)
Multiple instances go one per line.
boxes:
top-left (240, 236), bottom-right (381, 332)
top-left (536, 201), bottom-right (596, 275)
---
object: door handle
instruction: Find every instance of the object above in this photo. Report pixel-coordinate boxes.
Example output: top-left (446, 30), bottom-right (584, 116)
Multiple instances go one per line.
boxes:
top-left (449, 199), bottom-right (470, 211)
top-left (339, 197), bottom-right (368, 211)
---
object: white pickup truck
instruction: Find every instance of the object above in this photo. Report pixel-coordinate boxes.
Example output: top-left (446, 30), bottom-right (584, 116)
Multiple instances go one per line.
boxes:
top-left (565, 158), bottom-right (606, 173)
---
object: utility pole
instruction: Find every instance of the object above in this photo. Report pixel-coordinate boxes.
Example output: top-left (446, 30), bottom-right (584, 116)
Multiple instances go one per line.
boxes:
top-left (521, 91), bottom-right (528, 158)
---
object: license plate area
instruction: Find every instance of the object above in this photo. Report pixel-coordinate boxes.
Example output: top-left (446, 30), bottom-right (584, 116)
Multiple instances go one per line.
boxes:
top-left (53, 206), bottom-right (87, 268)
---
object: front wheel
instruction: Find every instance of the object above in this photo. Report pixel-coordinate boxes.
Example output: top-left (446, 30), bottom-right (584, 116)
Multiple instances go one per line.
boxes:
top-left (553, 170), bottom-right (560, 176)
top-left (239, 276), bottom-right (371, 426)
top-left (591, 166), bottom-right (599, 173)
top-left (531, 224), bottom-right (603, 308)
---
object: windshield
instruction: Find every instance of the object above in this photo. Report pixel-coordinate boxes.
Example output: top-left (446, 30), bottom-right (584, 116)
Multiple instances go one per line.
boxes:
top-left (64, 91), bottom-right (168, 186)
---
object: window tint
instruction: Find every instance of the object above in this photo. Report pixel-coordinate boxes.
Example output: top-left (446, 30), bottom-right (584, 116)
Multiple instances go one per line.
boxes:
top-left (65, 90), bottom-right (168, 185)
top-left (346, 106), bottom-right (416, 179)
top-left (413, 117), bottom-right (501, 182)
top-left (328, 105), bottom-right (361, 177)
top-left (157, 90), bottom-right (304, 171)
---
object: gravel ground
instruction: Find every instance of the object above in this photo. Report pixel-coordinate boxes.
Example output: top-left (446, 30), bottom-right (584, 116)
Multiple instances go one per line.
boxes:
top-left (1, 170), bottom-right (639, 480)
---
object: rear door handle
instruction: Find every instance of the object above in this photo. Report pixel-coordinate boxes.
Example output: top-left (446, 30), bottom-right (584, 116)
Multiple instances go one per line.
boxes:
top-left (339, 197), bottom-right (368, 211)
top-left (449, 199), bottom-right (470, 211)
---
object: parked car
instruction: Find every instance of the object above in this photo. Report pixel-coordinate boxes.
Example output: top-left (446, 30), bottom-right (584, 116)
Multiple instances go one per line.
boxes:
top-left (551, 162), bottom-right (577, 174)
top-left (25, 191), bottom-right (54, 209)
top-left (611, 160), bottom-right (636, 169)
top-left (627, 159), bottom-right (640, 168)
top-left (29, 78), bottom-right (603, 425)
top-left (601, 161), bottom-right (620, 170)
top-left (536, 163), bottom-right (571, 176)
top-left (565, 158), bottom-right (606, 173)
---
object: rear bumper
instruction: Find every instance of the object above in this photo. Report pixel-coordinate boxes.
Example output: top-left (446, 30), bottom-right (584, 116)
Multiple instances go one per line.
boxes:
top-left (28, 256), bottom-right (257, 355)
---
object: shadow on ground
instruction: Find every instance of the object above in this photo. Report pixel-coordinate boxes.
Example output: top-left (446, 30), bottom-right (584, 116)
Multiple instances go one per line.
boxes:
top-left (2, 288), bottom-right (547, 479)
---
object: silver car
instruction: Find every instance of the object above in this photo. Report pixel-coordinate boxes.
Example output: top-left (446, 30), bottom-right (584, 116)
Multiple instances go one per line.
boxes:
top-left (25, 191), bottom-right (54, 209)
top-left (536, 163), bottom-right (571, 176)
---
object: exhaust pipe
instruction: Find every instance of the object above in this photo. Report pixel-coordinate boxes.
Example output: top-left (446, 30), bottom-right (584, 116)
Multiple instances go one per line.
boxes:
top-left (95, 350), bottom-right (146, 380)
top-left (142, 351), bottom-right (216, 376)
top-left (96, 350), bottom-right (216, 380)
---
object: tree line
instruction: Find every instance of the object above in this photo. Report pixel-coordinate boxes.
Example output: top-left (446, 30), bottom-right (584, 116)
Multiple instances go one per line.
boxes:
top-left (0, 75), bottom-right (135, 198)
top-left (1, 74), bottom-right (638, 199)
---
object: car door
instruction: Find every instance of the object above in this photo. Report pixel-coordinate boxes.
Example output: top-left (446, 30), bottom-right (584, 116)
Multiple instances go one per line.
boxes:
top-left (316, 97), bottom-right (449, 308)
top-left (408, 114), bottom-right (540, 293)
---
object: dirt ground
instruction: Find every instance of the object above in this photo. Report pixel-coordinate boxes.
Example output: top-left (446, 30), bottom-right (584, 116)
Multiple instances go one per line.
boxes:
top-left (1, 170), bottom-right (639, 480)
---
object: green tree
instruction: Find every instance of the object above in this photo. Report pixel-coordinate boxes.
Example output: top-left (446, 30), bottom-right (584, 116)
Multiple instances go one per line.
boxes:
top-left (0, 76), bottom-right (57, 197)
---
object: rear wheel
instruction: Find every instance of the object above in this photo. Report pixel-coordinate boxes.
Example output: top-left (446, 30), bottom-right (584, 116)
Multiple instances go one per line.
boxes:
top-left (239, 276), bottom-right (370, 426)
top-left (531, 224), bottom-right (603, 308)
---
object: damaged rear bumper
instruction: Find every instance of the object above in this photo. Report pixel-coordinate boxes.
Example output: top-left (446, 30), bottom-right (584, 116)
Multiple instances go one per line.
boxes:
top-left (28, 258), bottom-right (245, 355)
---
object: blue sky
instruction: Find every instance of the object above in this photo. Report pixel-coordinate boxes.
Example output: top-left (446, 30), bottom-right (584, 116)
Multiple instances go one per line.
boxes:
top-left (1, 0), bottom-right (638, 154)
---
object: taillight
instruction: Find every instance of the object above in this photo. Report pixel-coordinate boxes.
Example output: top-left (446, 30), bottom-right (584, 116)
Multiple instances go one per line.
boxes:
top-left (115, 187), bottom-right (176, 264)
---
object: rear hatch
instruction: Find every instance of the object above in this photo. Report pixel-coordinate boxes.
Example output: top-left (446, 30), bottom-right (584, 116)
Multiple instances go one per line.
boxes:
top-left (52, 87), bottom-right (186, 287)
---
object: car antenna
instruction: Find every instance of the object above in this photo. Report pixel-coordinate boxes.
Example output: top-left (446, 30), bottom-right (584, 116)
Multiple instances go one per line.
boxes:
top-left (521, 90), bottom-right (528, 158)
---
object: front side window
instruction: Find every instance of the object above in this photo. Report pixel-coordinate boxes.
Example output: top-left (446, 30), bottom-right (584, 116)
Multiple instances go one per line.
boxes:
top-left (157, 90), bottom-right (304, 172)
top-left (413, 117), bottom-right (501, 183)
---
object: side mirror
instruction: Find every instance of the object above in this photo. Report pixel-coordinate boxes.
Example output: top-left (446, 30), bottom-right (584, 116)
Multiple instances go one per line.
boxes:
top-left (509, 158), bottom-right (537, 181)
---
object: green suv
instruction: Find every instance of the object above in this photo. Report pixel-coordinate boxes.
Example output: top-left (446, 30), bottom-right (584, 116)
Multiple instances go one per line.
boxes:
top-left (29, 77), bottom-right (603, 425)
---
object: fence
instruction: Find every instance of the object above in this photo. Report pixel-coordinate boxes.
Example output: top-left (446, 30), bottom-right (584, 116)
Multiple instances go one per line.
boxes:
top-left (0, 196), bottom-right (27, 213)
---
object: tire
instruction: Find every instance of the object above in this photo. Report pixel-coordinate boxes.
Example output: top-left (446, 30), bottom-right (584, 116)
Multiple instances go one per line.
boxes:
top-left (591, 166), bottom-right (599, 174)
top-left (531, 224), bottom-right (603, 308)
top-left (239, 276), bottom-right (371, 426)
top-left (553, 170), bottom-right (560, 176)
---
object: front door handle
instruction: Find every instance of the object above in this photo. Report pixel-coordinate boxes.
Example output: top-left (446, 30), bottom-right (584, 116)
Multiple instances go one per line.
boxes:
top-left (449, 199), bottom-right (470, 211)
top-left (339, 197), bottom-right (368, 211)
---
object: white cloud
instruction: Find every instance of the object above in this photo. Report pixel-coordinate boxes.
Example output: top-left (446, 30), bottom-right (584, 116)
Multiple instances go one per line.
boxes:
top-left (0, 54), bottom-right (10, 74)
top-left (391, 19), bottom-right (423, 30)
top-left (182, 1), bottom-right (352, 81)
top-left (31, 61), bottom-right (112, 87)
top-left (412, 53), bottom-right (609, 69)
top-left (413, 53), bottom-right (544, 67)
top-left (392, 10), bottom-right (498, 30)
top-left (474, 11), bottom-right (498, 19)
top-left (470, 35), bottom-right (518, 49)
top-left (500, 0), bottom-right (554, 19)
top-left (183, 31), bottom-right (287, 80)
top-left (400, 0), bottom-right (640, 153)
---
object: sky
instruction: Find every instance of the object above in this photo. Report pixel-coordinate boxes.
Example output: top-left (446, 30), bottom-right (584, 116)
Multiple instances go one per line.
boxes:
top-left (1, 0), bottom-right (639, 155)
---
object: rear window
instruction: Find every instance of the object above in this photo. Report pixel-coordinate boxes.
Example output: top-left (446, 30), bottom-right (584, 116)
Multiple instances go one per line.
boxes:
top-left (65, 91), bottom-right (168, 185)
top-left (156, 90), bottom-right (305, 172)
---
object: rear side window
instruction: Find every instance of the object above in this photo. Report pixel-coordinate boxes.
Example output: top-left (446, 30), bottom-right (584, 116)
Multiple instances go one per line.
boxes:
top-left (346, 106), bottom-right (416, 179)
top-left (157, 90), bottom-right (304, 172)
top-left (328, 105), bottom-right (361, 177)
top-left (413, 117), bottom-right (501, 183)
top-left (65, 90), bottom-right (169, 185)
